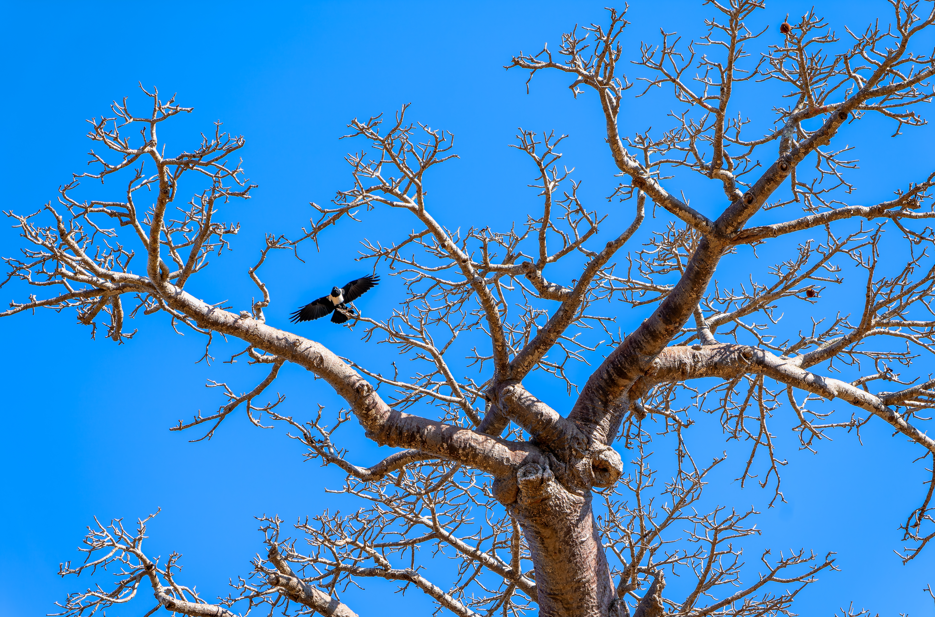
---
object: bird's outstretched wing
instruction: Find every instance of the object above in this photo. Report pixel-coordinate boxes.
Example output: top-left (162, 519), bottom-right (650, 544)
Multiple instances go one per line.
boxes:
top-left (342, 274), bottom-right (380, 303)
top-left (289, 296), bottom-right (334, 323)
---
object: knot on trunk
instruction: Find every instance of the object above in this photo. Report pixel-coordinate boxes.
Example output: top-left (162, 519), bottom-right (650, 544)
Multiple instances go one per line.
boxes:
top-left (355, 381), bottom-right (376, 411)
top-left (516, 461), bottom-right (555, 505)
top-left (588, 446), bottom-right (624, 488)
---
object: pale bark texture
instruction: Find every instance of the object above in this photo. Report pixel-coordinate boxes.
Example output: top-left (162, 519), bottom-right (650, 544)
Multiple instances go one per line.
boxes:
top-left (5, 3), bottom-right (935, 617)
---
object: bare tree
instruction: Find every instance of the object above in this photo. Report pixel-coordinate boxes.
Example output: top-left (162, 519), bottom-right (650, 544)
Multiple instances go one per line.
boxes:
top-left (4, 2), bottom-right (935, 617)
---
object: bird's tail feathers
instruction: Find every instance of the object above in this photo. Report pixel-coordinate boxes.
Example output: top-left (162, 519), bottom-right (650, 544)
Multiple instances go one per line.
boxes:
top-left (331, 307), bottom-right (350, 324)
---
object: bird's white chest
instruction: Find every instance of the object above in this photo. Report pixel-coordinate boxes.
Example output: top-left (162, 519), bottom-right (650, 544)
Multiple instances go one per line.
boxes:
top-left (330, 292), bottom-right (344, 305)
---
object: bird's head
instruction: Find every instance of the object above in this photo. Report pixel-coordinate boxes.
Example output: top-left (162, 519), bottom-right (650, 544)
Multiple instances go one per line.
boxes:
top-left (331, 287), bottom-right (342, 297)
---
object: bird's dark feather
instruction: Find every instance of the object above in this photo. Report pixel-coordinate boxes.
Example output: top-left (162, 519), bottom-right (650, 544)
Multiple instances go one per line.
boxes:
top-left (289, 297), bottom-right (334, 323)
top-left (331, 307), bottom-right (350, 324)
top-left (342, 274), bottom-right (380, 303)
top-left (290, 274), bottom-right (380, 324)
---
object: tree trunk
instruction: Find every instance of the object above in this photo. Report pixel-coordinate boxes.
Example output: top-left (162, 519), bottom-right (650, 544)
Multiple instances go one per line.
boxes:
top-left (509, 460), bottom-right (617, 617)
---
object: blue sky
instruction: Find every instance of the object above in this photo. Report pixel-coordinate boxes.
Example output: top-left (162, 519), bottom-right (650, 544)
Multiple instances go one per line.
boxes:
top-left (1, 1), bottom-right (934, 615)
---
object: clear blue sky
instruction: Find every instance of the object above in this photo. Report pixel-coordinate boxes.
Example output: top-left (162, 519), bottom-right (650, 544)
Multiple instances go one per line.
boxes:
top-left (1, 1), bottom-right (933, 615)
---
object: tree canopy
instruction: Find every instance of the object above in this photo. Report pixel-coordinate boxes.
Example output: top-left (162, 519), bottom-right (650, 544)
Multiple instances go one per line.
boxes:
top-left (2, 2), bottom-right (935, 616)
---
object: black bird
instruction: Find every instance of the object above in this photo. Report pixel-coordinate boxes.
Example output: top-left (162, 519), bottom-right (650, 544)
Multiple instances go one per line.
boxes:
top-left (289, 274), bottom-right (380, 324)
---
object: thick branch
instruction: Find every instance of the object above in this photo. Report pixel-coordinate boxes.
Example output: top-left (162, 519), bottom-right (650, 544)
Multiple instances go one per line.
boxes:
top-left (163, 284), bottom-right (537, 477)
top-left (645, 344), bottom-right (935, 456)
top-left (267, 545), bottom-right (358, 617)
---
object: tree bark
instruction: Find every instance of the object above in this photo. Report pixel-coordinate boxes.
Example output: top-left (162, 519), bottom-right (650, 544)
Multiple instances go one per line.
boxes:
top-left (507, 460), bottom-right (618, 617)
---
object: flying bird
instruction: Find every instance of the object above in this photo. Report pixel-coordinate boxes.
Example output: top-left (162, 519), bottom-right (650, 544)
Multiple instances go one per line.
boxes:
top-left (289, 274), bottom-right (380, 324)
